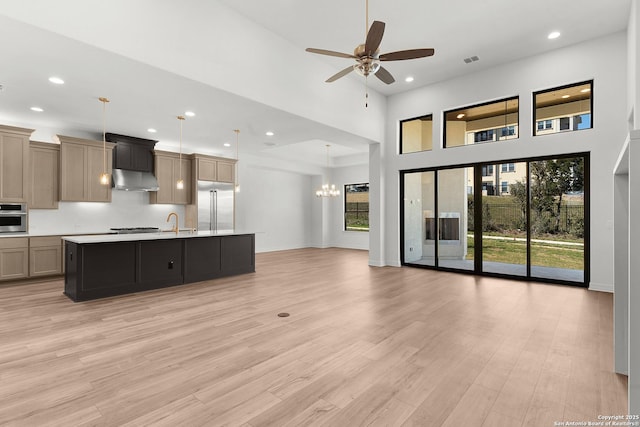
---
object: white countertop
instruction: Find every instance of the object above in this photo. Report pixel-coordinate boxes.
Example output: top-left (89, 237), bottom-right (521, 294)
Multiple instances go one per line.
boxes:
top-left (63, 230), bottom-right (255, 244)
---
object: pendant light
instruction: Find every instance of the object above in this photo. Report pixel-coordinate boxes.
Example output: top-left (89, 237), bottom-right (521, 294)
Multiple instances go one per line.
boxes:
top-left (233, 129), bottom-right (240, 192)
top-left (176, 115), bottom-right (185, 190)
top-left (98, 97), bottom-right (110, 185)
top-left (316, 144), bottom-right (340, 197)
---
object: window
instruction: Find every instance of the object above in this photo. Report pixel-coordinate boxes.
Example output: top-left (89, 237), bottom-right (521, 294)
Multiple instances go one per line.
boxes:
top-left (344, 183), bottom-right (369, 231)
top-left (400, 114), bottom-right (433, 154)
top-left (444, 96), bottom-right (519, 148)
top-left (537, 120), bottom-right (553, 131)
top-left (400, 154), bottom-right (588, 286)
top-left (501, 163), bottom-right (515, 172)
top-left (534, 81), bottom-right (592, 136)
top-left (482, 165), bottom-right (494, 177)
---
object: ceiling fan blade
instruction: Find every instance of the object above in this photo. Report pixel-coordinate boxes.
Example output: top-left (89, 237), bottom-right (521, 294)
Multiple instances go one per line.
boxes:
top-left (375, 66), bottom-right (395, 84)
top-left (364, 21), bottom-right (385, 56)
top-left (379, 48), bottom-right (435, 61)
top-left (326, 66), bottom-right (355, 82)
top-left (305, 48), bottom-right (356, 59)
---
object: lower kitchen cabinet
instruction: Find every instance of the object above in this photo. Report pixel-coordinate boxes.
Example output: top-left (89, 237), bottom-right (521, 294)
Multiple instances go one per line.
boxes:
top-left (64, 241), bottom-right (137, 301)
top-left (64, 233), bottom-right (255, 301)
top-left (0, 238), bottom-right (29, 281)
top-left (139, 239), bottom-right (183, 286)
top-left (29, 236), bottom-right (62, 277)
top-left (184, 236), bottom-right (221, 282)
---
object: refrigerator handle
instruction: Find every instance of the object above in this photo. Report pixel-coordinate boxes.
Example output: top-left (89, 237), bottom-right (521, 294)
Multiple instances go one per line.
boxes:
top-left (213, 190), bottom-right (218, 232)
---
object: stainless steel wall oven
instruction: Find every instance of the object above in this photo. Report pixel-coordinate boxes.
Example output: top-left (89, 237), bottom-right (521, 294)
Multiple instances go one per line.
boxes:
top-left (0, 203), bottom-right (27, 233)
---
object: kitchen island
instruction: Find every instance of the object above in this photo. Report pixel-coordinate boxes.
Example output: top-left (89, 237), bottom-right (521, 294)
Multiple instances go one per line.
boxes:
top-left (63, 231), bottom-right (255, 301)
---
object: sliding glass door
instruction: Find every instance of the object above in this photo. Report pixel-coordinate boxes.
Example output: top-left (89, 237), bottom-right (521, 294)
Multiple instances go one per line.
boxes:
top-left (400, 154), bottom-right (588, 286)
top-left (529, 156), bottom-right (585, 282)
top-left (480, 161), bottom-right (528, 277)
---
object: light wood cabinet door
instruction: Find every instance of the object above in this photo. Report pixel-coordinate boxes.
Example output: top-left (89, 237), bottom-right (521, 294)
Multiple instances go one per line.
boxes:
top-left (60, 143), bottom-right (87, 201)
top-left (29, 236), bottom-right (62, 277)
top-left (87, 145), bottom-right (112, 202)
top-left (29, 142), bottom-right (60, 209)
top-left (150, 152), bottom-right (192, 205)
top-left (59, 136), bottom-right (113, 202)
top-left (0, 125), bottom-right (32, 202)
top-left (197, 158), bottom-right (217, 181)
top-left (152, 155), bottom-right (175, 204)
top-left (216, 161), bottom-right (235, 183)
top-left (174, 158), bottom-right (192, 204)
top-left (194, 155), bottom-right (236, 183)
top-left (0, 238), bottom-right (29, 281)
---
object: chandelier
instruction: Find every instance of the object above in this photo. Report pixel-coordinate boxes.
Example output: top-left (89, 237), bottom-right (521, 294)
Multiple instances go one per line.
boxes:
top-left (316, 144), bottom-right (340, 198)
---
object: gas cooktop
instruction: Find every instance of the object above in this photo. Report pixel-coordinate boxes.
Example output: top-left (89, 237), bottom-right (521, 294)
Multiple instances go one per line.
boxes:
top-left (109, 227), bottom-right (161, 234)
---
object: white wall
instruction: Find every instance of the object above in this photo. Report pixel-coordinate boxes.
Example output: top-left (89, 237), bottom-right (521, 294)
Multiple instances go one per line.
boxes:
top-left (235, 156), bottom-right (313, 253)
top-left (328, 163), bottom-right (369, 250)
top-left (28, 191), bottom-right (186, 235)
top-left (376, 31), bottom-right (628, 291)
top-left (629, 0), bottom-right (639, 129)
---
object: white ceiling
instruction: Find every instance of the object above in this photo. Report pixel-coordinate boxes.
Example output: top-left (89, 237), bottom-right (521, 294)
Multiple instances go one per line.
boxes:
top-left (0, 0), bottom-right (632, 168)
top-left (219, 0), bottom-right (631, 96)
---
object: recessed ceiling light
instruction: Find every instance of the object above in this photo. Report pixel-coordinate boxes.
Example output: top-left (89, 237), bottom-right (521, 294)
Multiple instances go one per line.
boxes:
top-left (457, 113), bottom-right (465, 119)
top-left (224, 143), bottom-right (231, 147)
top-left (185, 111), bottom-right (195, 117)
top-left (548, 31), bottom-right (561, 40)
top-left (580, 88), bottom-right (591, 93)
top-left (265, 131), bottom-right (274, 136)
top-left (147, 128), bottom-right (157, 133)
top-left (405, 76), bottom-right (414, 83)
top-left (561, 94), bottom-right (570, 99)
top-left (30, 106), bottom-right (44, 112)
top-left (48, 76), bottom-right (64, 85)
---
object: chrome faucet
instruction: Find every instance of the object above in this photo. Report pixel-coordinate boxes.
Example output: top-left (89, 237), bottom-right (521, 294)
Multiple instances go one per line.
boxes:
top-left (166, 212), bottom-right (179, 233)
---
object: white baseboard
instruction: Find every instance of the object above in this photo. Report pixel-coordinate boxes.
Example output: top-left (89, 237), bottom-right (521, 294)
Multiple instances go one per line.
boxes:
top-left (589, 282), bottom-right (613, 293)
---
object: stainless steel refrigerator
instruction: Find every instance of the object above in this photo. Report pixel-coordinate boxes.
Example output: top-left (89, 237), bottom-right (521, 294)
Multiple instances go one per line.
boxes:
top-left (197, 181), bottom-right (234, 232)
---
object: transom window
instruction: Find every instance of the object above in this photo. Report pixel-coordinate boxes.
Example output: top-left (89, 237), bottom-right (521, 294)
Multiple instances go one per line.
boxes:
top-left (534, 81), bottom-right (592, 136)
top-left (400, 115), bottom-right (433, 154)
top-left (444, 97), bottom-right (519, 148)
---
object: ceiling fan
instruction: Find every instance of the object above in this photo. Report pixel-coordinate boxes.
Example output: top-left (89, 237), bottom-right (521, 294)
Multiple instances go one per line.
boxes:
top-left (305, 0), bottom-right (435, 86)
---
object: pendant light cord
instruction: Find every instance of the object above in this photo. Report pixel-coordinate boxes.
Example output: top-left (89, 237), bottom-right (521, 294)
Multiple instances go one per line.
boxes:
top-left (234, 129), bottom-right (240, 190)
top-left (177, 116), bottom-right (185, 183)
top-left (98, 97), bottom-right (109, 179)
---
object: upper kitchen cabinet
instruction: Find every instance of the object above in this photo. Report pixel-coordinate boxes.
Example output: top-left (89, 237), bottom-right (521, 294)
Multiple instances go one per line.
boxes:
top-left (0, 125), bottom-right (33, 203)
top-left (106, 133), bottom-right (156, 173)
top-left (58, 135), bottom-right (115, 202)
top-left (195, 154), bottom-right (236, 183)
top-left (29, 141), bottom-right (60, 209)
top-left (149, 150), bottom-right (193, 205)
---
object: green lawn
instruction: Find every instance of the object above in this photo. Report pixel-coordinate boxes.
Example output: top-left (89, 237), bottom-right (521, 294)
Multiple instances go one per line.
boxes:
top-left (466, 236), bottom-right (583, 270)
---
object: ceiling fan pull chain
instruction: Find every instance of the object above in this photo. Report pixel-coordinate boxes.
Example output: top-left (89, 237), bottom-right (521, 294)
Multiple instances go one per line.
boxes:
top-left (365, 76), bottom-right (369, 108)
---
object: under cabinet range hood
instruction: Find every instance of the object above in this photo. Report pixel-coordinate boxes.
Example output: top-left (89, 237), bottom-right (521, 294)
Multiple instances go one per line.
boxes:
top-left (106, 133), bottom-right (160, 192)
top-left (112, 169), bottom-right (160, 192)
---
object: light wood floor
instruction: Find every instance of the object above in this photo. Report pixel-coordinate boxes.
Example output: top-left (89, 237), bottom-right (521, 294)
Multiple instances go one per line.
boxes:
top-left (0, 248), bottom-right (627, 426)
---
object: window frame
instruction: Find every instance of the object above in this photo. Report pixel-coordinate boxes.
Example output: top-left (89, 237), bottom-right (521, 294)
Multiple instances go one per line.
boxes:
top-left (443, 96), bottom-right (520, 149)
top-left (399, 114), bottom-right (434, 154)
top-left (532, 80), bottom-right (593, 137)
top-left (344, 182), bottom-right (370, 232)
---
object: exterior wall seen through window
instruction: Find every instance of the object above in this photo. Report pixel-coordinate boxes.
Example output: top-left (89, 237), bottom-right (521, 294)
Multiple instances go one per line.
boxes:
top-left (400, 115), bottom-right (433, 154)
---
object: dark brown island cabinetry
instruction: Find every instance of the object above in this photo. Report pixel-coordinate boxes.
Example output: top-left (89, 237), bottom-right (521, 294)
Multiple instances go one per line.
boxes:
top-left (63, 233), bottom-right (255, 301)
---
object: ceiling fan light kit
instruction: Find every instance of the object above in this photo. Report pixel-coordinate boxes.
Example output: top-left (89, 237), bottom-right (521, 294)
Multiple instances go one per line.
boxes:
top-left (305, 0), bottom-right (435, 105)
